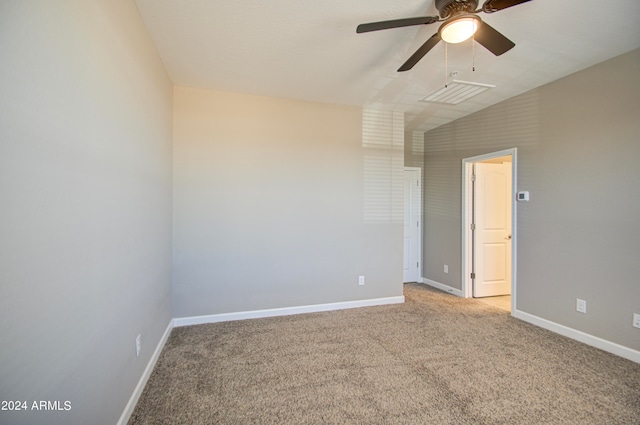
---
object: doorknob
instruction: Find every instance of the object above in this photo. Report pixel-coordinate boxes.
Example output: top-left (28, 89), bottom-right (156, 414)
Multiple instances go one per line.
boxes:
top-left (505, 234), bottom-right (512, 240)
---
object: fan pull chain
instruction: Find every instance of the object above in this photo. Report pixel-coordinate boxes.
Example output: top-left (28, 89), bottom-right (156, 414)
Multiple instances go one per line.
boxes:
top-left (445, 42), bottom-right (448, 88)
top-left (472, 31), bottom-right (476, 71)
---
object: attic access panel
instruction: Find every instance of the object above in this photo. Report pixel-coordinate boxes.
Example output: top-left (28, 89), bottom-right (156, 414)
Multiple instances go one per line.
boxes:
top-left (420, 80), bottom-right (495, 105)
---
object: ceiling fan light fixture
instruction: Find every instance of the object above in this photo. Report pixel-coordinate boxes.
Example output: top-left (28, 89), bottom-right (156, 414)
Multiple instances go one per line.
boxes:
top-left (439, 16), bottom-right (481, 44)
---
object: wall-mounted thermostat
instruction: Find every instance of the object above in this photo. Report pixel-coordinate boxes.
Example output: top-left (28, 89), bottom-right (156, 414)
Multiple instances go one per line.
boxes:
top-left (517, 191), bottom-right (530, 202)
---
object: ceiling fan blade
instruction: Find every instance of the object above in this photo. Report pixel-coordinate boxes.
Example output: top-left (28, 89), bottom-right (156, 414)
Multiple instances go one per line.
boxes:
top-left (357, 16), bottom-right (439, 33)
top-left (398, 33), bottom-right (441, 72)
top-left (482, 0), bottom-right (532, 13)
top-left (474, 21), bottom-right (515, 56)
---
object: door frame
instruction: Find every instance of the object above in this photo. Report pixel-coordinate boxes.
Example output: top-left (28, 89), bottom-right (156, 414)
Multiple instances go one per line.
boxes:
top-left (461, 148), bottom-right (517, 311)
top-left (404, 167), bottom-right (422, 282)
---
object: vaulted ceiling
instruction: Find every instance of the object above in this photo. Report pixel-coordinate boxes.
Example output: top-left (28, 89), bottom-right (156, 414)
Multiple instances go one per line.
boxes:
top-left (134, 0), bottom-right (640, 133)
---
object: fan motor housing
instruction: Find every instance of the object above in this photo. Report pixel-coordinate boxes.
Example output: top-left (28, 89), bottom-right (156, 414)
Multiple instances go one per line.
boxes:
top-left (436, 0), bottom-right (479, 18)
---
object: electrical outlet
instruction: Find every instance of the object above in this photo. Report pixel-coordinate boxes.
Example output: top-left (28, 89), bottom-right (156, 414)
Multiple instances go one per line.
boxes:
top-left (633, 314), bottom-right (640, 329)
top-left (135, 334), bottom-right (141, 357)
top-left (576, 299), bottom-right (587, 314)
top-left (358, 276), bottom-right (365, 286)
top-left (444, 264), bottom-right (449, 274)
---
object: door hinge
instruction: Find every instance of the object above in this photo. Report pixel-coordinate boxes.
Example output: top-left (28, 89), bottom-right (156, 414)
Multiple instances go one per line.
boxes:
top-left (417, 262), bottom-right (419, 268)
top-left (471, 174), bottom-right (476, 182)
top-left (417, 221), bottom-right (419, 227)
top-left (471, 272), bottom-right (476, 279)
top-left (470, 223), bottom-right (476, 231)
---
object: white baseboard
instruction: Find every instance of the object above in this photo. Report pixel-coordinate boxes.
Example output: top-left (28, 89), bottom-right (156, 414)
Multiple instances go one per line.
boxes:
top-left (117, 320), bottom-right (174, 425)
top-left (513, 309), bottom-right (640, 364)
top-left (420, 278), bottom-right (463, 297)
top-left (173, 296), bottom-right (405, 328)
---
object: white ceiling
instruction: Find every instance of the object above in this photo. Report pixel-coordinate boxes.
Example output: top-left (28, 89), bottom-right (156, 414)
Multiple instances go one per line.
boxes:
top-left (134, 0), bottom-right (640, 133)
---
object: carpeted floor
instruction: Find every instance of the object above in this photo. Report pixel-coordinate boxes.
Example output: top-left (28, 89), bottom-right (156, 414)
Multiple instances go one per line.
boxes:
top-left (128, 283), bottom-right (640, 424)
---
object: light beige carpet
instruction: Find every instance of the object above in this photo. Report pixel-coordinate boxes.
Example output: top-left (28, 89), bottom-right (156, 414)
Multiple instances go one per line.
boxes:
top-left (128, 283), bottom-right (640, 424)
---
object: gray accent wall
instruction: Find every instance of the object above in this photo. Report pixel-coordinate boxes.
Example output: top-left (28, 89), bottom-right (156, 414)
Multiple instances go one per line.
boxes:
top-left (0, 2), bottom-right (173, 425)
top-left (423, 48), bottom-right (640, 351)
top-left (172, 87), bottom-right (404, 318)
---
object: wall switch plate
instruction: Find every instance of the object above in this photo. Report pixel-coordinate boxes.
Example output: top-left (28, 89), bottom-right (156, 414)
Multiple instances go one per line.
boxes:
top-left (576, 299), bottom-right (587, 314)
top-left (444, 265), bottom-right (449, 274)
top-left (633, 313), bottom-right (640, 329)
top-left (358, 276), bottom-right (365, 286)
top-left (136, 334), bottom-right (141, 357)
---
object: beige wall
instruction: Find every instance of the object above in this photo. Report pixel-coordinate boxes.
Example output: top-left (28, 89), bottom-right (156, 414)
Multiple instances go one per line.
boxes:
top-left (172, 87), bottom-right (404, 318)
top-left (422, 48), bottom-right (640, 351)
top-left (405, 130), bottom-right (425, 169)
top-left (0, 2), bottom-right (173, 424)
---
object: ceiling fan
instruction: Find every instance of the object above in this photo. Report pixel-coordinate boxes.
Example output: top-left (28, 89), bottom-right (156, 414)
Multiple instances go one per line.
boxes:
top-left (357, 0), bottom-right (532, 72)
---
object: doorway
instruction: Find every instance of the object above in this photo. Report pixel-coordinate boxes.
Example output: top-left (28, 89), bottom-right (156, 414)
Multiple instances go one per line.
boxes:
top-left (403, 167), bottom-right (422, 283)
top-left (462, 149), bottom-right (516, 312)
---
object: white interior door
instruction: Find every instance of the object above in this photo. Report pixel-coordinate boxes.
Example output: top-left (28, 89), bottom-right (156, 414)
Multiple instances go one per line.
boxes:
top-left (473, 162), bottom-right (512, 297)
top-left (403, 168), bottom-right (420, 283)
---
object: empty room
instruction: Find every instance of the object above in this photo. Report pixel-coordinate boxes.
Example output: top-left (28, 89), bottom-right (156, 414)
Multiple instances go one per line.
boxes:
top-left (1, 1), bottom-right (639, 424)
